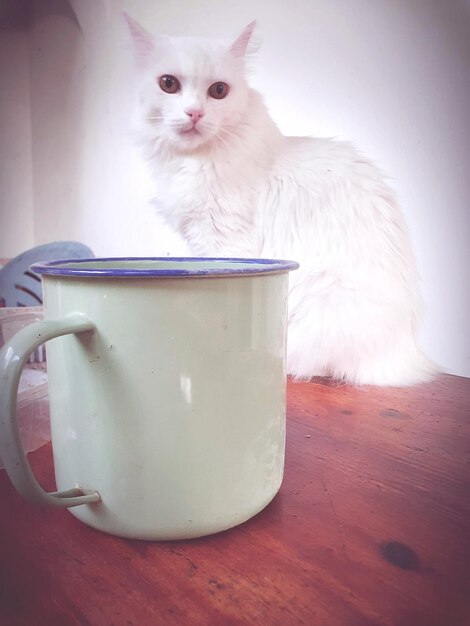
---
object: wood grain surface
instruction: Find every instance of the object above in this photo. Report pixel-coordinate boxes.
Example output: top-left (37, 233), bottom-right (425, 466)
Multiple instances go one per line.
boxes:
top-left (0, 374), bottom-right (469, 626)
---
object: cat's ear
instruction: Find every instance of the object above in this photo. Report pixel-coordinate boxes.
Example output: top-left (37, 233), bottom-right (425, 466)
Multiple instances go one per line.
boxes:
top-left (229, 21), bottom-right (257, 58)
top-left (123, 11), bottom-right (155, 60)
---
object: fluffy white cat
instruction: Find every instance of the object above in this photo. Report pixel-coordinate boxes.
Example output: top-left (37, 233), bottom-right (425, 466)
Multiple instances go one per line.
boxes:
top-left (124, 14), bottom-right (436, 386)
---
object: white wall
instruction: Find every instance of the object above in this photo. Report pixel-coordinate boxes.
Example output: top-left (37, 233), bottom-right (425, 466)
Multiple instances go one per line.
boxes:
top-left (28, 0), bottom-right (184, 258)
top-left (0, 1), bottom-right (34, 257)
top-left (28, 1), bottom-right (86, 247)
top-left (2, 0), bottom-right (470, 377)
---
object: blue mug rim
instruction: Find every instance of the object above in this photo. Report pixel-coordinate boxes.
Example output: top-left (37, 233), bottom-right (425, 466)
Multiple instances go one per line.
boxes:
top-left (31, 256), bottom-right (300, 278)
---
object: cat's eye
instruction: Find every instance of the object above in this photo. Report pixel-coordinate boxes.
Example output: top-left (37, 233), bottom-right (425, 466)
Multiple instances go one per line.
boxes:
top-left (159, 75), bottom-right (181, 94)
top-left (208, 82), bottom-right (229, 100)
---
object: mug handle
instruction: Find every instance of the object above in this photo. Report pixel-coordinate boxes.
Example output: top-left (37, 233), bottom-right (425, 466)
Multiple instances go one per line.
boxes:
top-left (0, 313), bottom-right (101, 508)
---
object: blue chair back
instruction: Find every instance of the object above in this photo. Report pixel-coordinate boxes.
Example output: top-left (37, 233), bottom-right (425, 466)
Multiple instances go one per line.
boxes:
top-left (0, 242), bottom-right (94, 307)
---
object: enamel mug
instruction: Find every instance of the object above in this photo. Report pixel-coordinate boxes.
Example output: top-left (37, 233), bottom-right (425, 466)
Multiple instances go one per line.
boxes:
top-left (0, 257), bottom-right (298, 540)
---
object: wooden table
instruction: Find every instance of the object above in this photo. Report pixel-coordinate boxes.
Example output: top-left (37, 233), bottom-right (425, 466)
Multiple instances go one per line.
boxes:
top-left (1, 374), bottom-right (469, 626)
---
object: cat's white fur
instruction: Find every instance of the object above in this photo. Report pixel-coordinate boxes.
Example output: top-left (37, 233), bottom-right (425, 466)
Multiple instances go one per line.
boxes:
top-left (125, 14), bottom-right (436, 386)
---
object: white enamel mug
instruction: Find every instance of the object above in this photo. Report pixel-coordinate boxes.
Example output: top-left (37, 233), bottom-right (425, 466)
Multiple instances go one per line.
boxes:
top-left (0, 257), bottom-right (298, 540)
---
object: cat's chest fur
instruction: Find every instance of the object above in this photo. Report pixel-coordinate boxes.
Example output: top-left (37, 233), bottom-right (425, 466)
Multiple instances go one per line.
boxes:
top-left (152, 148), bottom-right (269, 256)
top-left (151, 134), bottom-right (376, 263)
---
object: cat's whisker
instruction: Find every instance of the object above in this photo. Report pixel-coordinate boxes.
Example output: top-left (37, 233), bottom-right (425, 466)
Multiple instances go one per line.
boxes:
top-left (147, 114), bottom-right (187, 126)
top-left (213, 127), bottom-right (239, 147)
top-left (214, 132), bottom-right (228, 148)
top-left (214, 127), bottom-right (241, 147)
top-left (197, 119), bottom-right (239, 145)
top-left (148, 136), bottom-right (163, 158)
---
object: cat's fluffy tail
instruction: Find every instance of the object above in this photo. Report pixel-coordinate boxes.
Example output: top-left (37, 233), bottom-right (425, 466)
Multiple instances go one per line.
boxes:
top-left (330, 343), bottom-right (437, 387)
top-left (286, 281), bottom-right (438, 387)
top-left (287, 333), bottom-right (438, 387)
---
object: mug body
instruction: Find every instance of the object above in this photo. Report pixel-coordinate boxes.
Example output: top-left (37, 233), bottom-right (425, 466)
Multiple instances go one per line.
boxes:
top-left (38, 258), bottom-right (295, 539)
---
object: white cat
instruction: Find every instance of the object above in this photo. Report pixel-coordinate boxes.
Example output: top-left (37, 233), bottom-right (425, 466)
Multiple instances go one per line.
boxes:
top-left (124, 14), bottom-right (436, 386)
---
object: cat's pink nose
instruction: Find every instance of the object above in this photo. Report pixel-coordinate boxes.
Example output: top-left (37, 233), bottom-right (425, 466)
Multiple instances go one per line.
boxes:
top-left (185, 109), bottom-right (204, 123)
